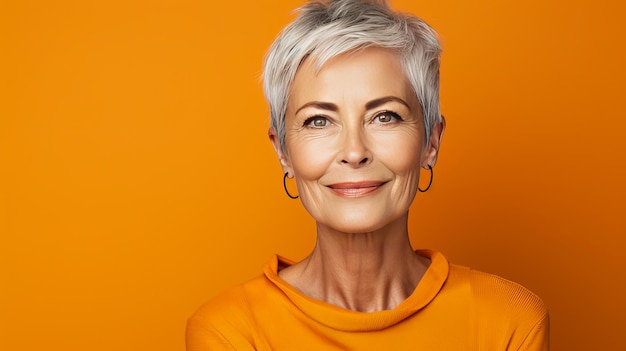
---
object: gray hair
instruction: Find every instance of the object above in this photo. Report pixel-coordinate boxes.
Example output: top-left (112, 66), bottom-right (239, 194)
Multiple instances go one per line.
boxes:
top-left (263, 0), bottom-right (442, 149)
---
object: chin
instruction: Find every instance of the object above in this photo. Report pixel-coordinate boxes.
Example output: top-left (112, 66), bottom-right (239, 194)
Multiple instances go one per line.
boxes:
top-left (302, 196), bottom-right (410, 234)
top-left (318, 212), bottom-right (402, 234)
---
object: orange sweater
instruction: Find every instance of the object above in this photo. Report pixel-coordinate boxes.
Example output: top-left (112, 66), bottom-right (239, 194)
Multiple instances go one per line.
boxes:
top-left (187, 250), bottom-right (549, 350)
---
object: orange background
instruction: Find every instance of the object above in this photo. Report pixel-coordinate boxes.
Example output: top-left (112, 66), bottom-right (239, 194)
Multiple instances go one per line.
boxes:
top-left (1, 0), bottom-right (624, 350)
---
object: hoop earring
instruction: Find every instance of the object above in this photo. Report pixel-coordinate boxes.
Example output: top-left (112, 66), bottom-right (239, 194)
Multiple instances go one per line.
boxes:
top-left (418, 165), bottom-right (433, 193)
top-left (283, 172), bottom-right (299, 199)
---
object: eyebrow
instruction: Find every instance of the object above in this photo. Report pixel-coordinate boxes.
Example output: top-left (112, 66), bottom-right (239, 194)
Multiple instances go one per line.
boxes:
top-left (295, 101), bottom-right (338, 115)
top-left (365, 96), bottom-right (411, 111)
top-left (295, 96), bottom-right (411, 115)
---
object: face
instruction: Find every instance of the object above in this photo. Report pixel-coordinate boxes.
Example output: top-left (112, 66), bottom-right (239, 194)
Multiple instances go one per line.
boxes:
top-left (270, 47), bottom-right (444, 234)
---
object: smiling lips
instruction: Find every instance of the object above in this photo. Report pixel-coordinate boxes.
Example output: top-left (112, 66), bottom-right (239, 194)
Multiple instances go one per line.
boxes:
top-left (327, 181), bottom-right (386, 197)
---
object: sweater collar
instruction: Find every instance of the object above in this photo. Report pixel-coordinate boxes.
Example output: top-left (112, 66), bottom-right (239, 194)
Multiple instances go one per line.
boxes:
top-left (263, 249), bottom-right (450, 332)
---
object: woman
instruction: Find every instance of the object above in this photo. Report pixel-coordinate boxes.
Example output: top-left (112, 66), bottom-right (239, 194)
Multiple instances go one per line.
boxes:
top-left (187, 0), bottom-right (549, 350)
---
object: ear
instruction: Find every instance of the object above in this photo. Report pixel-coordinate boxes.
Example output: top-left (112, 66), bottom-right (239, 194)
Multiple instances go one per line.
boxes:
top-left (268, 127), bottom-right (294, 176)
top-left (421, 116), bottom-right (446, 168)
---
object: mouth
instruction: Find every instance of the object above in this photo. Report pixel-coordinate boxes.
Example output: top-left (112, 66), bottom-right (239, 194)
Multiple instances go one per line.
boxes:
top-left (326, 181), bottom-right (387, 197)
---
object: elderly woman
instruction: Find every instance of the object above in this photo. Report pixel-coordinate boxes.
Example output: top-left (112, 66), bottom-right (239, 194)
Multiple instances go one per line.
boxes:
top-left (187, 0), bottom-right (549, 350)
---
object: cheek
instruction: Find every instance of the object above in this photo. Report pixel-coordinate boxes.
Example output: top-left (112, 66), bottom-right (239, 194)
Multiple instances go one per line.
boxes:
top-left (379, 143), bottom-right (423, 204)
top-left (287, 137), bottom-right (334, 181)
top-left (387, 151), bottom-right (423, 195)
top-left (372, 131), bottom-right (424, 176)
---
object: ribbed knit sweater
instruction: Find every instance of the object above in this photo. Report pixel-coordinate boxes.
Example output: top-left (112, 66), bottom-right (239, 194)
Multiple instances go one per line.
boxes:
top-left (187, 250), bottom-right (549, 350)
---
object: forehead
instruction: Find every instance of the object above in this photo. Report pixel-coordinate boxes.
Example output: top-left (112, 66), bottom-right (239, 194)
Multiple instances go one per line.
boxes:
top-left (288, 47), bottom-right (416, 109)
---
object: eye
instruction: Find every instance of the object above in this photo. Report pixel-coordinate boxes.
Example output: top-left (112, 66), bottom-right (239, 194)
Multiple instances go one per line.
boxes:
top-left (304, 116), bottom-right (330, 128)
top-left (373, 111), bottom-right (402, 124)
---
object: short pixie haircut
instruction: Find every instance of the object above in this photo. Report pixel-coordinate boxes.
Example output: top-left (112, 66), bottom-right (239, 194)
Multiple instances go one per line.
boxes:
top-left (263, 0), bottom-right (442, 149)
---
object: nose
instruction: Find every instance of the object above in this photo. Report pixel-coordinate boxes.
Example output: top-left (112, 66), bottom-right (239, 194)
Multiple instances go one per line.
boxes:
top-left (339, 127), bottom-right (372, 167)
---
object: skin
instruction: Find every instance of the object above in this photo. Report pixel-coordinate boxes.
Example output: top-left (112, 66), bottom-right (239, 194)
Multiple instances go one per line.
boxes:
top-left (269, 47), bottom-right (445, 312)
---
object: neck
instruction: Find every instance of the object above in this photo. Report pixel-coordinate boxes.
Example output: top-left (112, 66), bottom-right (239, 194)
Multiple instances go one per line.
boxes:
top-left (280, 214), bottom-right (430, 312)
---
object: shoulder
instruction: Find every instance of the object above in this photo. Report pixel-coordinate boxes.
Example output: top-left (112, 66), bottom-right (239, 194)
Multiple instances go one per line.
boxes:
top-left (448, 264), bottom-right (550, 350)
top-left (188, 275), bottom-right (272, 328)
top-left (466, 267), bottom-right (547, 321)
top-left (186, 276), bottom-right (270, 351)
